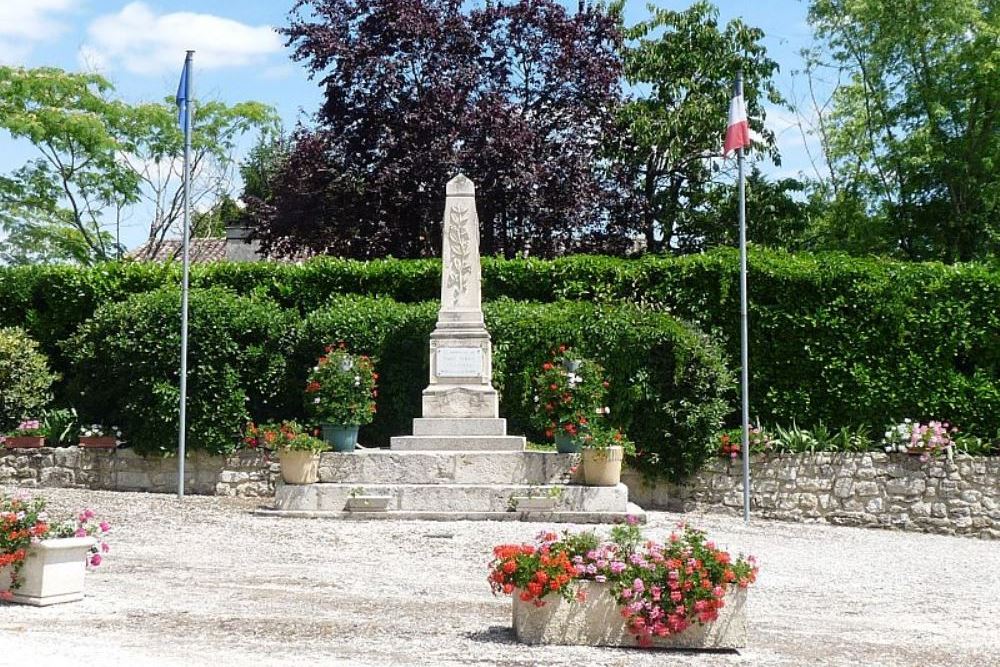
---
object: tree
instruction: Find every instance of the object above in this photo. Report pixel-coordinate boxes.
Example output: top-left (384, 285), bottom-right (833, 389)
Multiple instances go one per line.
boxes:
top-left (0, 66), bottom-right (278, 265)
top-left (803, 0), bottom-right (1000, 262)
top-left (677, 168), bottom-right (821, 252)
top-left (249, 0), bottom-right (624, 260)
top-left (609, 1), bottom-right (783, 253)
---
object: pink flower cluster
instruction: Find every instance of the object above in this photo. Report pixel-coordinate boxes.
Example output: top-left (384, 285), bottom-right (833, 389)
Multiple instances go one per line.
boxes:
top-left (884, 419), bottom-right (957, 462)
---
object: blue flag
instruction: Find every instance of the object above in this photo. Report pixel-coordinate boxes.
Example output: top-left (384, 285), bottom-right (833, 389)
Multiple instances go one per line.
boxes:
top-left (175, 59), bottom-right (189, 131)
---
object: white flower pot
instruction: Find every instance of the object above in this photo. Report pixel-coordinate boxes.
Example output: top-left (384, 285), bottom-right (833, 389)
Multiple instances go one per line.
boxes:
top-left (278, 450), bottom-right (320, 484)
top-left (513, 580), bottom-right (747, 648)
top-left (0, 537), bottom-right (97, 606)
top-left (582, 446), bottom-right (624, 486)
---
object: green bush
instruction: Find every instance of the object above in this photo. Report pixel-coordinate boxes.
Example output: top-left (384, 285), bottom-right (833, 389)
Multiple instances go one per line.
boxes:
top-left (293, 297), bottom-right (731, 480)
top-left (64, 287), bottom-right (299, 456)
top-left (0, 327), bottom-right (57, 430)
top-left (3, 248), bottom-right (1000, 441)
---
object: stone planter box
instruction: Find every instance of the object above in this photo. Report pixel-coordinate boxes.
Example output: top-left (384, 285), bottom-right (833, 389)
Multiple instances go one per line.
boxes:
top-left (78, 437), bottom-right (118, 449)
top-left (509, 496), bottom-right (558, 512)
top-left (345, 496), bottom-right (391, 512)
top-left (2, 436), bottom-right (45, 449)
top-left (0, 536), bottom-right (96, 606)
top-left (513, 581), bottom-right (747, 649)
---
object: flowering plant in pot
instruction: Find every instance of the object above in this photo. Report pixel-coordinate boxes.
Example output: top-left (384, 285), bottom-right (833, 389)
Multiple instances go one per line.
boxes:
top-left (883, 419), bottom-right (956, 462)
top-left (246, 421), bottom-right (327, 484)
top-left (489, 521), bottom-right (758, 648)
top-left (1, 493), bottom-right (111, 605)
top-left (530, 346), bottom-right (608, 453)
top-left (1, 420), bottom-right (48, 449)
top-left (579, 427), bottom-right (635, 486)
top-left (304, 344), bottom-right (377, 452)
top-left (718, 424), bottom-right (774, 459)
top-left (78, 424), bottom-right (123, 449)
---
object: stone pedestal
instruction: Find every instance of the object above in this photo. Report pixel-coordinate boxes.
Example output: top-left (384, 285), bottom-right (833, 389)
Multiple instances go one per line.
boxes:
top-left (390, 174), bottom-right (524, 451)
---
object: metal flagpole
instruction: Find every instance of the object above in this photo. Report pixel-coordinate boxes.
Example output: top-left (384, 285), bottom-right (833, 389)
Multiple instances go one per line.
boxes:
top-left (178, 50), bottom-right (194, 499)
top-left (736, 71), bottom-right (751, 524)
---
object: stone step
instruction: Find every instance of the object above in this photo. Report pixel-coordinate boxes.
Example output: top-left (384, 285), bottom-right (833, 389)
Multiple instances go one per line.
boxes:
top-left (256, 503), bottom-right (647, 525)
top-left (273, 482), bottom-right (631, 515)
top-left (318, 450), bottom-right (578, 485)
top-left (389, 435), bottom-right (525, 451)
top-left (412, 418), bottom-right (508, 436)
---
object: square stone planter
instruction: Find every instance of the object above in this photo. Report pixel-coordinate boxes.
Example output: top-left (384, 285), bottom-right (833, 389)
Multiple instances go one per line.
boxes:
top-left (513, 581), bottom-right (747, 649)
top-left (0, 536), bottom-right (97, 606)
top-left (345, 496), bottom-right (392, 512)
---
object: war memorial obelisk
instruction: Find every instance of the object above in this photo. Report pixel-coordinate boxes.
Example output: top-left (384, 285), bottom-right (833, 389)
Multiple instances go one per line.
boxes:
top-left (390, 175), bottom-right (525, 451)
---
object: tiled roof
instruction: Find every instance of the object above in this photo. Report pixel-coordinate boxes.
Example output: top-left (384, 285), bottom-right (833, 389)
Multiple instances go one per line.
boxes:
top-left (129, 239), bottom-right (227, 263)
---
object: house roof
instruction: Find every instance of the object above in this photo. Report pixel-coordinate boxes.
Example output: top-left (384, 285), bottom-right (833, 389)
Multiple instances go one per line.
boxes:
top-left (129, 239), bottom-right (227, 263)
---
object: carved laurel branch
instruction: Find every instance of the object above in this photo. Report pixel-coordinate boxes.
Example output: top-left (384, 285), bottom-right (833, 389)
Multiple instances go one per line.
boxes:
top-left (446, 205), bottom-right (473, 305)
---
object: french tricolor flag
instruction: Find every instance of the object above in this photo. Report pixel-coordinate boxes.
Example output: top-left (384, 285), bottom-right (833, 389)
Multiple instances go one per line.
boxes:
top-left (724, 80), bottom-right (751, 156)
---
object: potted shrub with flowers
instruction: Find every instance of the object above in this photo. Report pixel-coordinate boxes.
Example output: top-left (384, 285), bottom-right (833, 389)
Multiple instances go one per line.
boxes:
top-left (531, 347), bottom-right (608, 454)
top-left (718, 424), bottom-right (774, 459)
top-left (883, 419), bottom-right (956, 462)
top-left (0, 494), bottom-right (111, 606)
top-left (304, 344), bottom-right (378, 452)
top-left (489, 520), bottom-right (757, 648)
top-left (246, 421), bottom-right (326, 484)
top-left (78, 424), bottom-right (123, 449)
top-left (579, 427), bottom-right (635, 486)
top-left (1, 420), bottom-right (48, 449)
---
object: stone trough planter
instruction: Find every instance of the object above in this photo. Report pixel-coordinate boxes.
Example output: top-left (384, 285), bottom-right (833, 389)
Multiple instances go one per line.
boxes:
top-left (0, 536), bottom-right (96, 606)
top-left (512, 581), bottom-right (747, 649)
top-left (345, 495), bottom-right (392, 512)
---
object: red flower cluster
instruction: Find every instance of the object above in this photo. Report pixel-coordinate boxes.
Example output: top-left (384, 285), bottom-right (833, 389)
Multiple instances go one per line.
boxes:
top-left (719, 433), bottom-right (740, 459)
top-left (488, 538), bottom-right (580, 607)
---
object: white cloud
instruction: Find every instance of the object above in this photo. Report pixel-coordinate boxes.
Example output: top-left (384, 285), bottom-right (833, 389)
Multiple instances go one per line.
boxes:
top-left (0, 0), bottom-right (73, 41)
top-left (83, 2), bottom-right (283, 75)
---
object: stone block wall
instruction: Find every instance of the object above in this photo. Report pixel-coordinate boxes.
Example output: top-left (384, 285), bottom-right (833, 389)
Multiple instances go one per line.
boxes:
top-left (624, 452), bottom-right (999, 539)
top-left (0, 447), bottom-right (278, 497)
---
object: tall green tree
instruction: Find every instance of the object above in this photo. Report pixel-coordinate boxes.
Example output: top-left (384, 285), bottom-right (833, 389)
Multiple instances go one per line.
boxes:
top-left (609, 1), bottom-right (783, 253)
top-left (0, 66), bottom-right (278, 265)
top-left (805, 0), bottom-right (1000, 262)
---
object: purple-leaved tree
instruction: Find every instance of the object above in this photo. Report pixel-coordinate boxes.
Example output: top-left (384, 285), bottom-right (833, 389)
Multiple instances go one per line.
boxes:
top-left (247, 0), bottom-right (625, 259)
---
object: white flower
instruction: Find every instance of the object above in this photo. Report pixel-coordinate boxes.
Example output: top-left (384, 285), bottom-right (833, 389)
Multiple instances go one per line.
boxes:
top-left (313, 397), bottom-right (321, 404)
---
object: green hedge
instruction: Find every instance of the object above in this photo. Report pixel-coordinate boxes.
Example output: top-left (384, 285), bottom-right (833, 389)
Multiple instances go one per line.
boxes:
top-left (3, 248), bottom-right (1000, 438)
top-left (294, 297), bottom-right (731, 480)
top-left (65, 288), bottom-right (299, 455)
top-left (60, 289), bottom-right (730, 478)
top-left (0, 327), bottom-right (57, 431)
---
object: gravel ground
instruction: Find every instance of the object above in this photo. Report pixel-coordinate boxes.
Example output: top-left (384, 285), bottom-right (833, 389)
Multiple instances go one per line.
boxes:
top-left (1, 486), bottom-right (997, 667)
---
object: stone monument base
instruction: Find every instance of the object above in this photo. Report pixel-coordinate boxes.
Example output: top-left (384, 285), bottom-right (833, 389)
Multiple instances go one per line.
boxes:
top-left (259, 450), bottom-right (645, 524)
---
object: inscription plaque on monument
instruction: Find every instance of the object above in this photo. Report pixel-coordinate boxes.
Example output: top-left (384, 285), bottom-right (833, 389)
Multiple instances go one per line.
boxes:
top-left (436, 347), bottom-right (483, 378)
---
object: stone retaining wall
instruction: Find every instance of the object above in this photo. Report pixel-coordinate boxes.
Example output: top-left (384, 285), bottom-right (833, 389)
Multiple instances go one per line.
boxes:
top-left (3, 447), bottom-right (997, 538)
top-left (0, 447), bottom-right (278, 497)
top-left (623, 452), bottom-right (999, 539)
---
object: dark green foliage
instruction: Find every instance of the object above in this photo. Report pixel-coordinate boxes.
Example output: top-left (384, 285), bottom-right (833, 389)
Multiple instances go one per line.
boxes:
top-left (0, 327), bottom-right (57, 430)
top-left (4, 248), bottom-right (1000, 446)
top-left (64, 287), bottom-right (299, 456)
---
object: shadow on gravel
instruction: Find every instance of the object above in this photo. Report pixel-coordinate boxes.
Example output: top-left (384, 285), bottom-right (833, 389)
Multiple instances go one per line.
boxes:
top-left (465, 626), bottom-right (518, 644)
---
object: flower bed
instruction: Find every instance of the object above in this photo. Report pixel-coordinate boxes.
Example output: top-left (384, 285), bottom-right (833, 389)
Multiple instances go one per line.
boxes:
top-left (489, 521), bottom-right (757, 648)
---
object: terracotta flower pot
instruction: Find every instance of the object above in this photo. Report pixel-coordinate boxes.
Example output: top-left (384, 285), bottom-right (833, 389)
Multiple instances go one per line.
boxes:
top-left (278, 449), bottom-right (320, 484)
top-left (581, 446), bottom-right (624, 486)
top-left (78, 437), bottom-right (117, 450)
top-left (0, 536), bottom-right (96, 606)
top-left (2, 436), bottom-right (45, 449)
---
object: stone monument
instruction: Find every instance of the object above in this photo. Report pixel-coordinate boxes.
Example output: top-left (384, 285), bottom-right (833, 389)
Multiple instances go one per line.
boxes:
top-left (390, 175), bottom-right (525, 451)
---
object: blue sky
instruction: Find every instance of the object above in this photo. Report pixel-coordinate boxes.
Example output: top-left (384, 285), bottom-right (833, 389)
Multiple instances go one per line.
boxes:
top-left (0, 1), bottom-right (821, 250)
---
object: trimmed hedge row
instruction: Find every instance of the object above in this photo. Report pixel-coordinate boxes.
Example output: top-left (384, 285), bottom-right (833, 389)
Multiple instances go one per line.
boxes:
top-left (63, 290), bottom-right (731, 480)
top-left (4, 248), bottom-right (1000, 438)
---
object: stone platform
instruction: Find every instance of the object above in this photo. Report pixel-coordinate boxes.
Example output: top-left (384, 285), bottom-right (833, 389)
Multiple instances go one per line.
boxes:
top-left (261, 450), bottom-right (645, 523)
